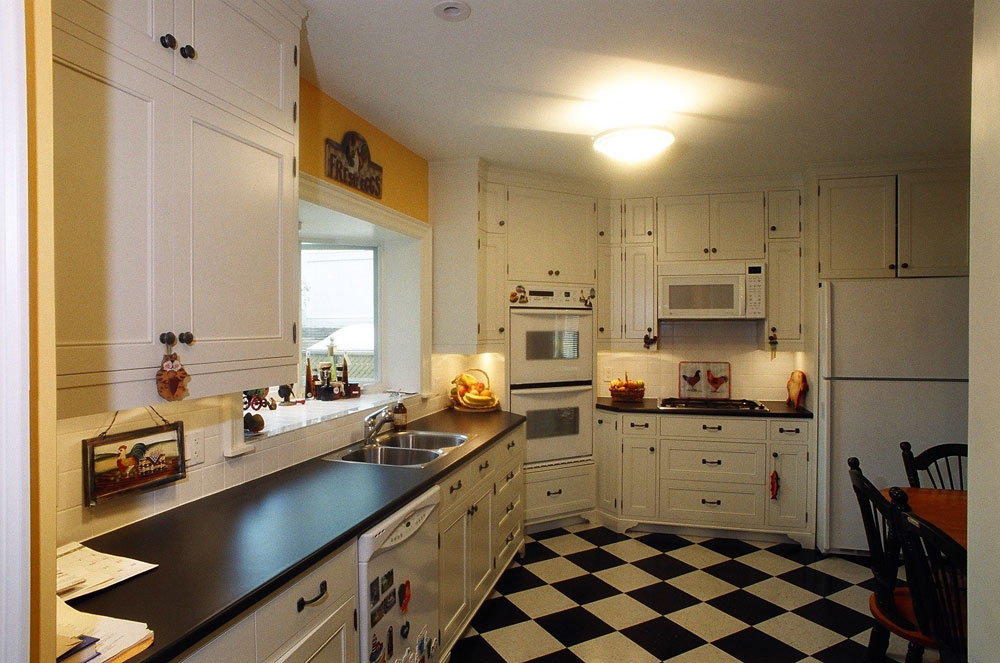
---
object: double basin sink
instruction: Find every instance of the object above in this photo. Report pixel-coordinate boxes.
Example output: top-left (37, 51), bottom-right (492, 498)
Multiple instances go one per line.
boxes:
top-left (326, 430), bottom-right (471, 468)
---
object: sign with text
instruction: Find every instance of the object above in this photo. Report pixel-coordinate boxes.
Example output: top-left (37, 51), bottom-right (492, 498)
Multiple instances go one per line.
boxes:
top-left (325, 131), bottom-right (383, 198)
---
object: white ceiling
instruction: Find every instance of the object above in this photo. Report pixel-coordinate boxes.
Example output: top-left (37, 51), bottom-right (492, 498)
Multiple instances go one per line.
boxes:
top-left (299, 1), bottom-right (973, 188)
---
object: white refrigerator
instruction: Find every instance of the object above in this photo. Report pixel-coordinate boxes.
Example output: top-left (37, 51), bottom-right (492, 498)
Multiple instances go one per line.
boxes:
top-left (818, 277), bottom-right (969, 552)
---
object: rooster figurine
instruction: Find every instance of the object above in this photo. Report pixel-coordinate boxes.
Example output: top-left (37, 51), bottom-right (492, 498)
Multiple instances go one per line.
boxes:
top-left (681, 370), bottom-right (701, 389)
top-left (706, 369), bottom-right (729, 393)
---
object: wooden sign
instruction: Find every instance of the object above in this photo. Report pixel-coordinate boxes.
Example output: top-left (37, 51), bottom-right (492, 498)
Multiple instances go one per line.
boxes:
top-left (325, 131), bottom-right (383, 198)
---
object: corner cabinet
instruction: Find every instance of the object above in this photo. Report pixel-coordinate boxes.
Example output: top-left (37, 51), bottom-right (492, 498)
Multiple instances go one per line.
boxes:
top-left (595, 199), bottom-right (656, 345)
top-left (506, 185), bottom-right (597, 284)
top-left (52, 0), bottom-right (304, 418)
top-left (595, 410), bottom-right (815, 548)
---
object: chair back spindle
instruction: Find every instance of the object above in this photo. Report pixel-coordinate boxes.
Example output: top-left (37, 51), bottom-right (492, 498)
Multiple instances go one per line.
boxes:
top-left (900, 441), bottom-right (968, 490)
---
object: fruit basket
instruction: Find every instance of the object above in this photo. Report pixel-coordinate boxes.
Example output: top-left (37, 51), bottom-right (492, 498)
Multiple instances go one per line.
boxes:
top-left (609, 372), bottom-right (646, 402)
top-left (449, 368), bottom-right (500, 411)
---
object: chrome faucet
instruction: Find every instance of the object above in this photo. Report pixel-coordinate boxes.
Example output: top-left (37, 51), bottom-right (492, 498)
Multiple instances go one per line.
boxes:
top-left (363, 406), bottom-right (395, 444)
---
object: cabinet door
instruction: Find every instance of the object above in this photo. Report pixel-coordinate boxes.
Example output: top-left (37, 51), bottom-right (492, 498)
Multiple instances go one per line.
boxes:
top-left (765, 240), bottom-right (801, 343)
top-left (597, 198), bottom-right (622, 244)
top-left (172, 94), bottom-right (298, 368)
top-left (766, 442), bottom-right (808, 530)
top-left (53, 31), bottom-right (174, 378)
top-left (595, 416), bottom-right (621, 513)
top-left (897, 171), bottom-right (969, 277)
top-left (173, 0), bottom-right (299, 134)
top-left (476, 228), bottom-right (489, 343)
top-left (482, 232), bottom-right (508, 343)
top-left (596, 245), bottom-right (622, 340)
top-left (485, 181), bottom-right (507, 233)
top-left (623, 197), bottom-right (655, 243)
top-left (622, 437), bottom-right (658, 518)
top-left (819, 176), bottom-right (897, 278)
top-left (656, 195), bottom-right (710, 261)
top-left (767, 189), bottom-right (801, 239)
top-left (265, 595), bottom-right (358, 663)
top-left (710, 192), bottom-right (765, 260)
top-left (623, 245), bottom-right (656, 340)
top-left (507, 186), bottom-right (597, 283)
top-left (439, 506), bottom-right (470, 649)
top-left (469, 485), bottom-right (495, 607)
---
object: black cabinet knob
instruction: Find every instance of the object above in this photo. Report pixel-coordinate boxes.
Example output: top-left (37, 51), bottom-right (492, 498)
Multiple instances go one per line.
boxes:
top-left (711, 247), bottom-right (717, 253)
top-left (770, 225), bottom-right (777, 231)
top-left (159, 331), bottom-right (176, 346)
top-left (647, 230), bottom-right (652, 236)
top-left (554, 270), bottom-right (560, 276)
top-left (160, 33), bottom-right (177, 49)
top-left (548, 270), bottom-right (554, 275)
top-left (499, 220), bottom-right (505, 226)
top-left (889, 264), bottom-right (896, 270)
top-left (598, 326), bottom-right (605, 332)
top-left (704, 248), bottom-right (709, 253)
top-left (599, 231), bottom-right (605, 236)
top-left (901, 263), bottom-right (909, 269)
top-left (178, 331), bottom-right (195, 345)
top-left (180, 44), bottom-right (196, 59)
top-left (649, 446), bottom-right (655, 453)
top-left (498, 326), bottom-right (505, 333)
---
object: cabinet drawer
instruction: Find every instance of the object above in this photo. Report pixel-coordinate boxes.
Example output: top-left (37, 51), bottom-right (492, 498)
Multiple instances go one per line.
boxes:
top-left (769, 420), bottom-right (809, 441)
top-left (495, 462), bottom-right (523, 510)
top-left (525, 464), bottom-right (595, 521)
top-left (255, 540), bottom-right (357, 662)
top-left (659, 480), bottom-right (765, 527)
top-left (661, 439), bottom-right (766, 485)
top-left (494, 428), bottom-right (527, 467)
top-left (439, 462), bottom-right (476, 515)
top-left (495, 494), bottom-right (523, 536)
top-left (623, 414), bottom-right (657, 436)
top-left (496, 520), bottom-right (523, 570)
top-left (659, 416), bottom-right (766, 440)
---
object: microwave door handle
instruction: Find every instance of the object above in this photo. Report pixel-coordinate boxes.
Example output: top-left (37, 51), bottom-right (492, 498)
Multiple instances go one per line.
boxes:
top-left (510, 385), bottom-right (593, 396)
top-left (737, 277), bottom-right (746, 316)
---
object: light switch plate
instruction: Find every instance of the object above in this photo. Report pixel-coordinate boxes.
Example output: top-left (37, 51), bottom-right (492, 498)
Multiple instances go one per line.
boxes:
top-left (186, 429), bottom-right (204, 467)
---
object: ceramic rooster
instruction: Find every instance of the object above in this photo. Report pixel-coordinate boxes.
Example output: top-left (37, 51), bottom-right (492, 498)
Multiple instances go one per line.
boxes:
top-left (681, 370), bottom-right (701, 388)
top-left (706, 369), bottom-right (728, 393)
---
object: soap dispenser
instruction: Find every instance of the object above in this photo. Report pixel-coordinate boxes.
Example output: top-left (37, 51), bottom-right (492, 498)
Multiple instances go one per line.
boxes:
top-left (393, 394), bottom-right (408, 430)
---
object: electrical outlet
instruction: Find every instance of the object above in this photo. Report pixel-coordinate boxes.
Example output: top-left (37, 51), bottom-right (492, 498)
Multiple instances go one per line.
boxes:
top-left (186, 430), bottom-right (204, 467)
top-left (601, 365), bottom-right (613, 382)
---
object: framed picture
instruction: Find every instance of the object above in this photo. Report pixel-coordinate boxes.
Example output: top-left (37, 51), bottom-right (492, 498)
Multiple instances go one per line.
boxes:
top-left (83, 422), bottom-right (186, 506)
top-left (678, 361), bottom-right (731, 399)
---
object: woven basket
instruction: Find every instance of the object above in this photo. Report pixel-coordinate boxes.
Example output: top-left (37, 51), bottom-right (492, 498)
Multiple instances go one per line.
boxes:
top-left (610, 387), bottom-right (645, 402)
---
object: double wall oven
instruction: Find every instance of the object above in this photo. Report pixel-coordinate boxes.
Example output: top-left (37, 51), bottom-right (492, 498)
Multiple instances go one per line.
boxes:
top-left (508, 284), bottom-right (594, 464)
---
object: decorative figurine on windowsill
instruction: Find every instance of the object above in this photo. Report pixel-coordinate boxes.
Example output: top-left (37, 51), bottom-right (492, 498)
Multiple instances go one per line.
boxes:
top-left (786, 370), bottom-right (808, 408)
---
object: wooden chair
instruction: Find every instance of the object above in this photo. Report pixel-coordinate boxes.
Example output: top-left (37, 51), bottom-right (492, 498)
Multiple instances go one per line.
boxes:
top-left (899, 441), bottom-right (968, 490)
top-left (893, 487), bottom-right (968, 663)
top-left (848, 457), bottom-right (935, 663)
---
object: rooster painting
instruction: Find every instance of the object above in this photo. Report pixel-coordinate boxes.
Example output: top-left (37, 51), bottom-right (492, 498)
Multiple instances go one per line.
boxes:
top-left (682, 370), bottom-right (701, 388)
top-left (706, 370), bottom-right (729, 393)
top-left (116, 442), bottom-right (149, 480)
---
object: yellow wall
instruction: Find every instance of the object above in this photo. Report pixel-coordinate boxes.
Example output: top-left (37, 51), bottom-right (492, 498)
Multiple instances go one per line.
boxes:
top-left (299, 78), bottom-right (429, 222)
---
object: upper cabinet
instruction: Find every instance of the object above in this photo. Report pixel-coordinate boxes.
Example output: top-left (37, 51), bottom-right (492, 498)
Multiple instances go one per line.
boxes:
top-left (656, 192), bottom-right (765, 261)
top-left (623, 197), bottom-right (656, 243)
top-left (819, 170), bottom-right (969, 279)
top-left (597, 198), bottom-right (622, 244)
top-left (53, 0), bottom-right (302, 135)
top-left (767, 189), bottom-right (801, 239)
top-left (506, 185), bottom-right (597, 284)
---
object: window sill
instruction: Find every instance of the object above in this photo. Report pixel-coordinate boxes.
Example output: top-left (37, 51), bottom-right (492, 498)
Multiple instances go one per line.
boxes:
top-left (246, 392), bottom-right (399, 442)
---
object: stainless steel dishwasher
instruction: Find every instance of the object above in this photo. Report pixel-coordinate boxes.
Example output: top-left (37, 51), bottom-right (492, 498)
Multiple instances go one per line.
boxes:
top-left (358, 486), bottom-right (440, 663)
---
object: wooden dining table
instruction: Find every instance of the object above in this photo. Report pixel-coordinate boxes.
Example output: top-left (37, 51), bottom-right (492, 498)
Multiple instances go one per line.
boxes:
top-left (883, 486), bottom-right (967, 548)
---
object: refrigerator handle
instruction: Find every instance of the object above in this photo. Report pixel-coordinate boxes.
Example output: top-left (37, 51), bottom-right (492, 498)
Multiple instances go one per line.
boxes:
top-left (819, 281), bottom-right (832, 379)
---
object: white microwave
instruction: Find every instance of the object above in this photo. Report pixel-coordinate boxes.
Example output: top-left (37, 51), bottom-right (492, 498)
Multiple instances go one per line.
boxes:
top-left (657, 261), bottom-right (765, 319)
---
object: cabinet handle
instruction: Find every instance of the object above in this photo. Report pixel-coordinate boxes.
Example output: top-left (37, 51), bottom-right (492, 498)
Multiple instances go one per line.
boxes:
top-left (772, 452), bottom-right (779, 458)
top-left (889, 263), bottom-right (896, 270)
top-left (180, 44), bottom-right (196, 59)
top-left (506, 440), bottom-right (516, 450)
top-left (647, 230), bottom-right (653, 236)
top-left (630, 422), bottom-right (649, 428)
top-left (701, 498), bottom-right (722, 506)
top-left (778, 427), bottom-right (800, 434)
top-left (702, 424), bottom-right (723, 431)
top-left (467, 504), bottom-right (479, 516)
top-left (599, 230), bottom-right (605, 236)
top-left (548, 270), bottom-right (554, 276)
top-left (449, 480), bottom-right (463, 494)
top-left (901, 262), bottom-right (909, 269)
top-left (479, 460), bottom-right (490, 472)
top-left (296, 580), bottom-right (327, 612)
top-left (159, 331), bottom-right (176, 346)
top-left (159, 33), bottom-right (176, 49)
top-left (505, 501), bottom-right (515, 514)
top-left (499, 326), bottom-right (505, 333)
top-left (554, 270), bottom-right (560, 276)
top-left (701, 458), bottom-right (723, 465)
top-left (505, 532), bottom-right (516, 544)
top-left (178, 331), bottom-right (195, 345)
top-left (599, 326), bottom-right (605, 332)
top-left (711, 247), bottom-right (717, 253)
top-left (546, 489), bottom-right (562, 497)
top-left (703, 248), bottom-right (709, 253)
top-left (770, 225), bottom-right (777, 231)
top-left (505, 470), bottom-right (515, 481)
top-left (499, 220), bottom-right (505, 226)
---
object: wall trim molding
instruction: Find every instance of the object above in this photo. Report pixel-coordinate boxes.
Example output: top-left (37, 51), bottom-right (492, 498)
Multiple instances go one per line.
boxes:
top-left (299, 173), bottom-right (428, 240)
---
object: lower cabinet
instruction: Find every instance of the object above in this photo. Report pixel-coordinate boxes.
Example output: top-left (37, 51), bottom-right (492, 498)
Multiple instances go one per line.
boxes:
top-left (524, 462), bottom-right (595, 524)
top-left (596, 412), bottom-right (814, 546)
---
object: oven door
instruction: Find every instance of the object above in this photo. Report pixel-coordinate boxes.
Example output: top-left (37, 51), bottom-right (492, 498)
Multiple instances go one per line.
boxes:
top-left (509, 308), bottom-right (593, 385)
top-left (509, 384), bottom-right (593, 464)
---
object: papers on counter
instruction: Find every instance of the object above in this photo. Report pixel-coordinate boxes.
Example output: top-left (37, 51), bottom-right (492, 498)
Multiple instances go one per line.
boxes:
top-left (57, 598), bottom-right (153, 663)
top-left (56, 542), bottom-right (157, 600)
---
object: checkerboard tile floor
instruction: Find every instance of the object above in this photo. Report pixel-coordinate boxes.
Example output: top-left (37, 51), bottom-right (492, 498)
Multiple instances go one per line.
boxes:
top-left (450, 524), bottom-right (940, 663)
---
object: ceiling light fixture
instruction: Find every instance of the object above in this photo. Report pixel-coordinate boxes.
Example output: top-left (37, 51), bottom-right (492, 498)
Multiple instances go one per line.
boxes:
top-left (593, 127), bottom-right (675, 163)
top-left (434, 1), bottom-right (471, 22)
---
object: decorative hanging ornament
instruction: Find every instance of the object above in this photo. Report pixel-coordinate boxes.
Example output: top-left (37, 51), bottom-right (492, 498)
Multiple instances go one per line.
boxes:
top-left (156, 352), bottom-right (190, 401)
top-left (770, 469), bottom-right (780, 500)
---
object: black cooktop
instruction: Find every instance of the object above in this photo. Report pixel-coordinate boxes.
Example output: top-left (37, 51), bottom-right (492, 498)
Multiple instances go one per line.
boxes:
top-left (659, 398), bottom-right (769, 412)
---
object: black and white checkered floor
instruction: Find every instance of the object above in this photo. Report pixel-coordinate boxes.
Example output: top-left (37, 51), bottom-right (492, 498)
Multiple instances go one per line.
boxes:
top-left (451, 524), bottom-right (938, 663)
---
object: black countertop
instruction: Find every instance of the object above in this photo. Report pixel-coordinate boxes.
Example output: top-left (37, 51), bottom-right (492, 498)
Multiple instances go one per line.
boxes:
top-left (596, 397), bottom-right (813, 418)
top-left (69, 408), bottom-right (525, 663)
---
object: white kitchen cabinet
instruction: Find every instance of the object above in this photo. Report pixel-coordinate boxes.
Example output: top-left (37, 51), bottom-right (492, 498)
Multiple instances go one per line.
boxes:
top-left (897, 170), bottom-right (969, 277)
top-left (623, 245), bottom-right (656, 340)
top-left (431, 161), bottom-right (506, 353)
top-left (767, 189), bottom-right (801, 239)
top-left (597, 198), bottom-right (622, 244)
top-left (524, 463), bottom-right (596, 523)
top-left (595, 245), bottom-right (623, 340)
top-left (656, 192), bottom-right (764, 261)
top-left (819, 175), bottom-right (897, 279)
top-left (622, 437), bottom-right (658, 518)
top-left (485, 181), bottom-right (507, 233)
top-left (507, 185), bottom-right (597, 284)
top-left (53, 27), bottom-right (298, 418)
top-left (623, 197), bottom-right (655, 243)
top-left (765, 239), bottom-right (802, 344)
top-left (595, 415), bottom-right (621, 513)
top-left (53, 0), bottom-right (302, 134)
top-left (438, 501), bottom-right (471, 652)
top-left (767, 441), bottom-right (809, 531)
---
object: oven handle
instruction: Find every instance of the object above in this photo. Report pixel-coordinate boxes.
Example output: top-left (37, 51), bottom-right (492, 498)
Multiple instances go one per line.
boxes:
top-left (509, 308), bottom-right (593, 316)
top-left (509, 385), bottom-right (593, 396)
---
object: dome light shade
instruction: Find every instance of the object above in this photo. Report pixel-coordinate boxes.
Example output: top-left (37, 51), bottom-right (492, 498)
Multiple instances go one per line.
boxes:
top-left (593, 127), bottom-right (675, 162)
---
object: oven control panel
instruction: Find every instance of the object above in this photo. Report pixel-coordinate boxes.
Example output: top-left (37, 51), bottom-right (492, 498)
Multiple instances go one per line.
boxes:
top-left (509, 283), bottom-right (594, 308)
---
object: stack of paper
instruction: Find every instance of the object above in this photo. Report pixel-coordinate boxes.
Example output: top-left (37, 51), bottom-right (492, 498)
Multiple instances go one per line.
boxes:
top-left (57, 634), bottom-right (99, 663)
top-left (57, 598), bottom-right (153, 663)
top-left (56, 543), bottom-right (158, 600)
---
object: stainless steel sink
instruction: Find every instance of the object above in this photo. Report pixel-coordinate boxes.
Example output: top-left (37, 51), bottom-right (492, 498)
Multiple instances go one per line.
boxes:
top-left (336, 445), bottom-right (443, 467)
top-left (373, 430), bottom-right (469, 450)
